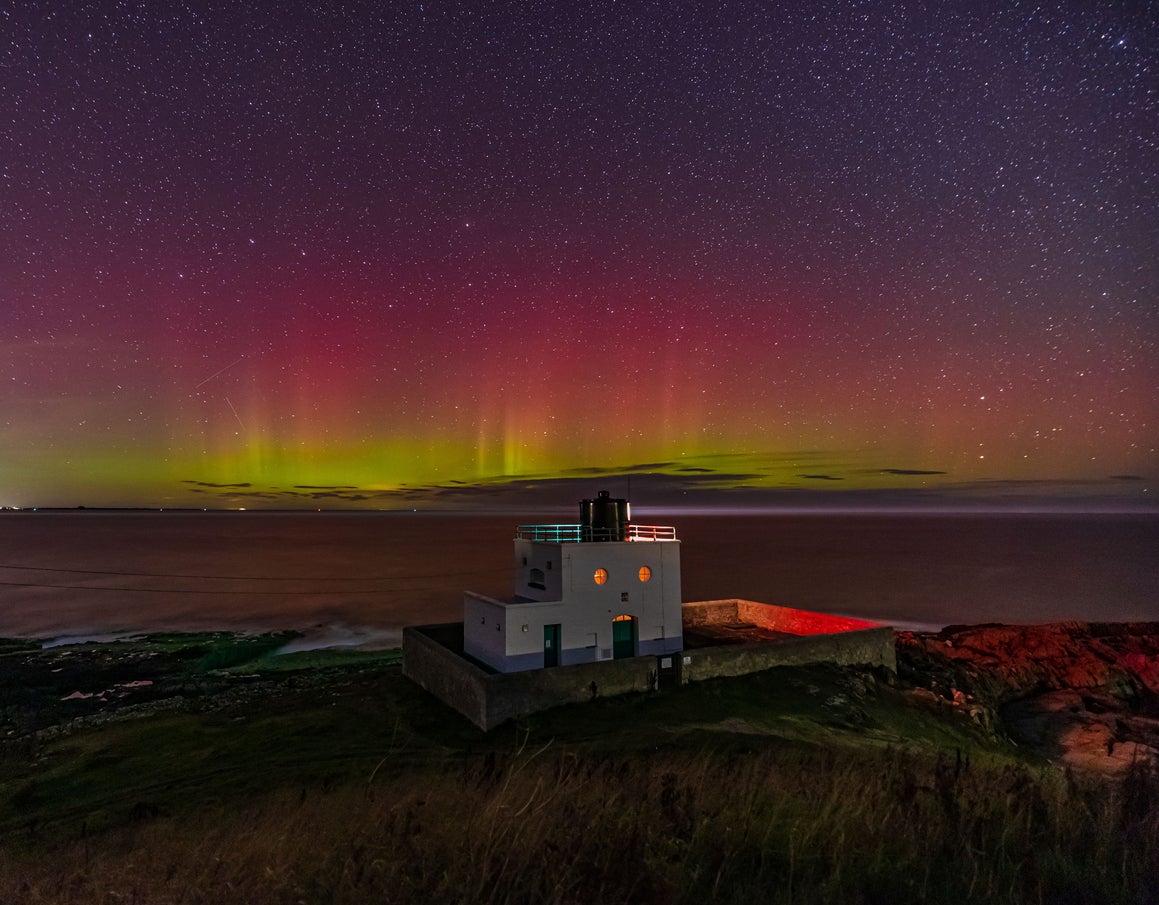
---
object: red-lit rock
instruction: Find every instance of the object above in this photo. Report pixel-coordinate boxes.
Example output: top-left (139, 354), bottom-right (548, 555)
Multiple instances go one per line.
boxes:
top-left (897, 622), bottom-right (1159, 776)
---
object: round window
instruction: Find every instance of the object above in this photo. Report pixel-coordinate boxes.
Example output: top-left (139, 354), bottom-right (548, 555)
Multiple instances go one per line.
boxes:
top-left (593, 568), bottom-right (608, 585)
top-left (638, 566), bottom-right (652, 582)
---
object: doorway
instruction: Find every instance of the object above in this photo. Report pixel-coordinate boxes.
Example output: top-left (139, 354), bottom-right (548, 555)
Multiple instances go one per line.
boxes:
top-left (543, 624), bottom-right (561, 667)
top-left (612, 615), bottom-right (636, 660)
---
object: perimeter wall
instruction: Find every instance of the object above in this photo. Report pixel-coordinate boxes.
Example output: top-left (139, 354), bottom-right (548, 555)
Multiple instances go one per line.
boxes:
top-left (403, 624), bottom-right (658, 731)
top-left (403, 599), bottom-right (896, 731)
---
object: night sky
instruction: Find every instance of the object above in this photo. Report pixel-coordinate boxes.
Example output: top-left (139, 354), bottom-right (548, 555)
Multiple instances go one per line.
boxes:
top-left (2, 1), bottom-right (1156, 510)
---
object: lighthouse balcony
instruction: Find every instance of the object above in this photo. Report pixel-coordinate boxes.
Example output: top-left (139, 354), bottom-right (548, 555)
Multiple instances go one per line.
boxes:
top-left (514, 524), bottom-right (677, 543)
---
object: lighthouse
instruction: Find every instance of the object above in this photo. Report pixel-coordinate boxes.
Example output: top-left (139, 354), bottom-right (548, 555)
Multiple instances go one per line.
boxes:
top-left (404, 490), bottom-right (896, 729)
top-left (462, 491), bottom-right (683, 673)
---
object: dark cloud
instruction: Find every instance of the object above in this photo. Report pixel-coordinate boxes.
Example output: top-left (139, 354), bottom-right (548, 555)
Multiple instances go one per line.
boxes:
top-left (425, 484), bottom-right (493, 497)
top-left (175, 462), bottom-right (1157, 513)
top-left (561, 462), bottom-right (676, 476)
top-left (278, 489), bottom-right (372, 501)
top-left (954, 478), bottom-right (1109, 489)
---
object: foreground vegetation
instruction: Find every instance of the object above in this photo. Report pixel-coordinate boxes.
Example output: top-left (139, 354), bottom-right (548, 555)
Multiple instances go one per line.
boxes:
top-left (1, 633), bottom-right (1155, 904)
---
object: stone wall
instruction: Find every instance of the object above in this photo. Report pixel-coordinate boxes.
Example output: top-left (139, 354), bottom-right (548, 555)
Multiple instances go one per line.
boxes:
top-left (402, 624), bottom-right (491, 728)
top-left (679, 625), bottom-right (896, 683)
top-left (403, 623), bottom-right (657, 731)
top-left (403, 600), bottom-right (897, 731)
top-left (483, 655), bottom-right (657, 729)
top-left (680, 598), bottom-right (895, 680)
top-left (683, 598), bottom-right (883, 634)
top-left (680, 598), bottom-right (742, 626)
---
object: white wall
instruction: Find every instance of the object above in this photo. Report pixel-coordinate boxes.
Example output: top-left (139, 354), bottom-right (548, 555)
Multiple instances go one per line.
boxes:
top-left (499, 597), bottom-right (566, 657)
top-left (465, 592), bottom-right (571, 672)
top-left (513, 539), bottom-right (565, 602)
top-left (463, 593), bottom-right (512, 672)
top-left (465, 539), bottom-right (683, 672)
top-left (560, 541), bottom-right (682, 656)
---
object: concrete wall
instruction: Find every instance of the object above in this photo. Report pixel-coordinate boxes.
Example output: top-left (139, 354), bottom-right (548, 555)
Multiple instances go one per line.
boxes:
top-left (402, 624), bottom-right (490, 729)
top-left (403, 623), bottom-right (659, 731)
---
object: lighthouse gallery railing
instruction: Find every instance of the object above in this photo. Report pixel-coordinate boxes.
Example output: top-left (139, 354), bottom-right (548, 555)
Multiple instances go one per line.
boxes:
top-left (515, 524), bottom-right (677, 542)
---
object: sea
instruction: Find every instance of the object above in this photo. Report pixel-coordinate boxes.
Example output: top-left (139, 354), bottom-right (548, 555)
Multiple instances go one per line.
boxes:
top-left (0, 510), bottom-right (1156, 648)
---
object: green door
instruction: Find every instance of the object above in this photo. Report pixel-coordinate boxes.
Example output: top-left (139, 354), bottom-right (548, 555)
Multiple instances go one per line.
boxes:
top-left (612, 617), bottom-right (636, 660)
top-left (543, 624), bottom-right (561, 668)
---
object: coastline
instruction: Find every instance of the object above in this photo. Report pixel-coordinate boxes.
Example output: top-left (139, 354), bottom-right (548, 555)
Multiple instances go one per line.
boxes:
top-left (5, 619), bottom-right (1155, 772)
top-left (2, 623), bottom-right (1156, 902)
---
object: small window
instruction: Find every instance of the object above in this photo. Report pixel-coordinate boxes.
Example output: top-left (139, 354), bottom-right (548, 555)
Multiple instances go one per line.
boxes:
top-left (620, 592), bottom-right (629, 603)
top-left (638, 566), bottom-right (652, 582)
top-left (522, 556), bottom-right (527, 566)
top-left (546, 561), bottom-right (552, 570)
top-left (593, 568), bottom-right (608, 585)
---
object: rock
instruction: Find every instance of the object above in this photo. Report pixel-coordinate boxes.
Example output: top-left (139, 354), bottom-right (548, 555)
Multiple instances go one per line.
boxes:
top-left (898, 622), bottom-right (1159, 776)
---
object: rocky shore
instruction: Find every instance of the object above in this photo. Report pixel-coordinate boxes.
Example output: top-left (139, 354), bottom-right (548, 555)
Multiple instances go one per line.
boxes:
top-left (5, 623), bottom-right (1158, 780)
top-left (897, 622), bottom-right (1159, 775)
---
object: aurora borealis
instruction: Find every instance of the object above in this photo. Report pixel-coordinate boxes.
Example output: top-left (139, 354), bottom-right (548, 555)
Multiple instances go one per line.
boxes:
top-left (2, 2), bottom-right (1155, 510)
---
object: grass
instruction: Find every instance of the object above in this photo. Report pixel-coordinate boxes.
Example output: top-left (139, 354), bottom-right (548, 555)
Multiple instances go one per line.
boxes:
top-left (0, 635), bottom-right (1155, 904)
top-left (5, 743), bottom-right (1154, 904)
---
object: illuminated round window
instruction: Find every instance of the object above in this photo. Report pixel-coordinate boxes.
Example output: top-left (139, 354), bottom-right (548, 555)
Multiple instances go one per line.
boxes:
top-left (638, 566), bottom-right (652, 582)
top-left (593, 568), bottom-right (608, 585)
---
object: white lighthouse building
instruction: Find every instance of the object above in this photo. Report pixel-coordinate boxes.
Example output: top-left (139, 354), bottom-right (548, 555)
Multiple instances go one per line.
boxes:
top-left (463, 491), bottom-right (683, 673)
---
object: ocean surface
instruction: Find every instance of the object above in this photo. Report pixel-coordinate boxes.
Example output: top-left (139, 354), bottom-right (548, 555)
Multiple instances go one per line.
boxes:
top-left (0, 511), bottom-right (1155, 647)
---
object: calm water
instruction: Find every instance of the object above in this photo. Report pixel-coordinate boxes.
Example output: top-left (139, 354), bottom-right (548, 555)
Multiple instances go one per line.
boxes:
top-left (0, 511), bottom-right (1155, 645)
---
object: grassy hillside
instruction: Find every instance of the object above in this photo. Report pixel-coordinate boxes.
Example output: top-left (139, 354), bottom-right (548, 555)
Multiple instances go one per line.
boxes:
top-left (1, 634), bottom-right (1155, 904)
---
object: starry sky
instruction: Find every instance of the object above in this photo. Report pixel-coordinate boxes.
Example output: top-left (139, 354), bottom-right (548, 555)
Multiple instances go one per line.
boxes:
top-left (2, 1), bottom-right (1156, 510)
